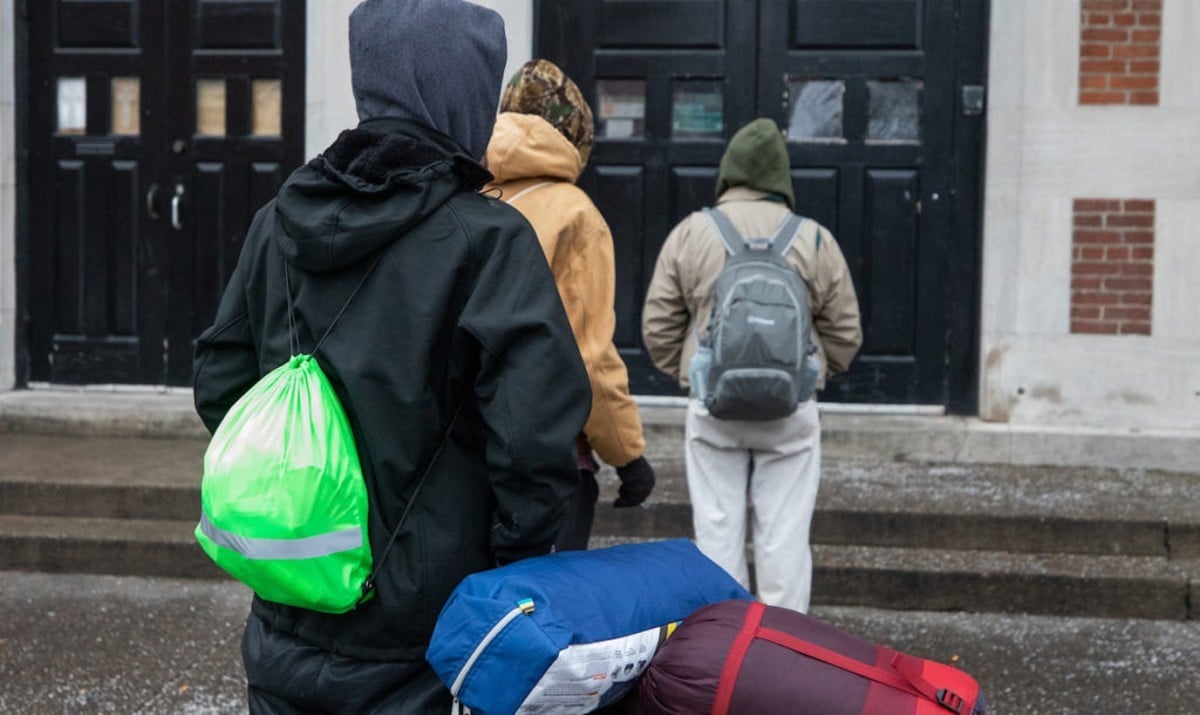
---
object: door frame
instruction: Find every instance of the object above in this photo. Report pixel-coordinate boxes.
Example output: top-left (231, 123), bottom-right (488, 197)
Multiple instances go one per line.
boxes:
top-left (534, 0), bottom-right (989, 414)
top-left (945, 0), bottom-right (989, 416)
top-left (14, 0), bottom-right (31, 387)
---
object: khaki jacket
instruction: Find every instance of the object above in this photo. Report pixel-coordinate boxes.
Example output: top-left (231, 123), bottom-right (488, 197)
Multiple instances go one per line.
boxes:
top-left (484, 112), bottom-right (646, 467)
top-left (642, 186), bottom-right (863, 392)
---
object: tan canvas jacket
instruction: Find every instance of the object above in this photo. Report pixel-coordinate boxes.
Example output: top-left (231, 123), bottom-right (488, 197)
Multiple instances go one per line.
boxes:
top-left (484, 112), bottom-right (646, 467)
top-left (642, 186), bottom-right (863, 392)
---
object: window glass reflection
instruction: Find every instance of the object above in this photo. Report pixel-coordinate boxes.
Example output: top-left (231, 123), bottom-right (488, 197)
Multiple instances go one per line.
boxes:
top-left (57, 77), bottom-right (87, 135)
top-left (111, 77), bottom-right (140, 136)
top-left (787, 79), bottom-right (844, 142)
top-left (596, 80), bottom-right (645, 139)
top-left (196, 79), bottom-right (227, 137)
top-left (672, 80), bottom-right (724, 139)
top-left (867, 79), bottom-right (921, 143)
top-left (252, 79), bottom-right (282, 137)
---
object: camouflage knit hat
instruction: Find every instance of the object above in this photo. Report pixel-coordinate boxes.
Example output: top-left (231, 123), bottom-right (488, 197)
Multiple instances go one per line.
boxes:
top-left (500, 59), bottom-right (595, 165)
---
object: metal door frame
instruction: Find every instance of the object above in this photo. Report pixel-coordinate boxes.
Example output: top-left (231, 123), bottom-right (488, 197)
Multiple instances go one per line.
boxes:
top-left (14, 0), bottom-right (31, 386)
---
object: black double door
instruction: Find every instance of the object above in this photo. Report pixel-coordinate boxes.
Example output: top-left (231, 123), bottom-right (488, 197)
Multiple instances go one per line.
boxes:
top-left (22, 1), bottom-right (305, 385)
top-left (537, 0), bottom-right (987, 410)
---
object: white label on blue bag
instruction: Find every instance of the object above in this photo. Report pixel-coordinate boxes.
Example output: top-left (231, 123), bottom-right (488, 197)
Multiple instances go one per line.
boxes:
top-left (516, 624), bottom-right (671, 714)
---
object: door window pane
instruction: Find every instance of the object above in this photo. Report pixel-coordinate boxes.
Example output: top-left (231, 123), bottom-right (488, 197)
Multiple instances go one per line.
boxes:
top-left (111, 77), bottom-right (140, 136)
top-left (597, 80), bottom-right (645, 139)
top-left (672, 80), bottom-right (724, 139)
top-left (868, 79), bottom-right (922, 143)
top-left (57, 77), bottom-right (87, 135)
top-left (787, 79), bottom-right (844, 142)
top-left (196, 79), bottom-right (227, 137)
top-left (252, 79), bottom-right (282, 137)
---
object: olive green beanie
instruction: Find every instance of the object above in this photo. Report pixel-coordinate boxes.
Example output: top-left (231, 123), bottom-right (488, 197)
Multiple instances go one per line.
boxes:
top-left (715, 118), bottom-right (795, 210)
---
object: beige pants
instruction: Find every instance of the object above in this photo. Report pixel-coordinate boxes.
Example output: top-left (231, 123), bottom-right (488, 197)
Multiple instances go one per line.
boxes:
top-left (685, 399), bottom-right (821, 612)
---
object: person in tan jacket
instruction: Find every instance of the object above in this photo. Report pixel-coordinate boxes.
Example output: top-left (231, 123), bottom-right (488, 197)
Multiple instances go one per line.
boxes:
top-left (484, 59), bottom-right (655, 551)
top-left (642, 118), bottom-right (862, 612)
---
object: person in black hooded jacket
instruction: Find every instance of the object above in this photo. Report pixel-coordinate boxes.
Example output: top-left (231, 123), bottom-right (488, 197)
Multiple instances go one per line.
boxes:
top-left (192, 1), bottom-right (591, 712)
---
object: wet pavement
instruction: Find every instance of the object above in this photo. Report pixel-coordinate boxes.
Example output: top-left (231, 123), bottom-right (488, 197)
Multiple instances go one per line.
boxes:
top-left (1, 570), bottom-right (1198, 714)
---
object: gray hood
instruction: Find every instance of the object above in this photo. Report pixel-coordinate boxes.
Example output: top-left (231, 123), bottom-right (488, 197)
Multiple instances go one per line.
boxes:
top-left (349, 0), bottom-right (507, 160)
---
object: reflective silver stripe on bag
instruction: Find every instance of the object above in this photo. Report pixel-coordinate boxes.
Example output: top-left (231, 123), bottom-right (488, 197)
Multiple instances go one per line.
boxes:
top-left (198, 512), bottom-right (363, 560)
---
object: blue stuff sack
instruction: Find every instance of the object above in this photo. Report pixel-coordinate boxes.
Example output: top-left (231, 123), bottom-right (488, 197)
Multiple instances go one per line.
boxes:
top-left (425, 539), bottom-right (753, 715)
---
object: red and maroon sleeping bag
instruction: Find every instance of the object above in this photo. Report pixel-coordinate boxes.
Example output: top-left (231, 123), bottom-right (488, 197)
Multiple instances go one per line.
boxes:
top-left (634, 600), bottom-right (987, 715)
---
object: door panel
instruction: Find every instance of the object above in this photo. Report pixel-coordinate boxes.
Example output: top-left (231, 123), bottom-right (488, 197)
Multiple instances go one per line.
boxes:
top-left (24, 0), bottom-right (304, 386)
top-left (863, 169), bottom-right (919, 355)
top-left (164, 0), bottom-right (304, 384)
top-left (600, 1), bottom-right (725, 47)
top-left (596, 166), bottom-right (646, 349)
top-left (788, 0), bottom-right (921, 48)
top-left (790, 168), bottom-right (838, 233)
top-left (56, 3), bottom-right (140, 48)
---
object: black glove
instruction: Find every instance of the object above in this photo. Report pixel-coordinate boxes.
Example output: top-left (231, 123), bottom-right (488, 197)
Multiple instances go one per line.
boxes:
top-left (614, 456), bottom-right (655, 508)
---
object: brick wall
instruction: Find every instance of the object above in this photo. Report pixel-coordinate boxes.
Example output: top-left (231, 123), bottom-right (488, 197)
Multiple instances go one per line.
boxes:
top-left (1071, 199), bottom-right (1155, 335)
top-left (1079, 0), bottom-right (1162, 105)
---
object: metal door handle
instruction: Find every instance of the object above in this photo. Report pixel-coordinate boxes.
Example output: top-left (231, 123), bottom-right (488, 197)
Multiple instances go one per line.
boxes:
top-left (146, 183), bottom-right (161, 220)
top-left (171, 184), bottom-right (185, 230)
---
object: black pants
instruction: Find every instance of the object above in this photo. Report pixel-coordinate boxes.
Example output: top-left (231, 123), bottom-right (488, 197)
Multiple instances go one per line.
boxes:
top-left (554, 468), bottom-right (599, 551)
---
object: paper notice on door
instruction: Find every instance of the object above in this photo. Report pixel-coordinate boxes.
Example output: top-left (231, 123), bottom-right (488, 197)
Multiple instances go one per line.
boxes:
top-left (516, 623), bottom-right (676, 714)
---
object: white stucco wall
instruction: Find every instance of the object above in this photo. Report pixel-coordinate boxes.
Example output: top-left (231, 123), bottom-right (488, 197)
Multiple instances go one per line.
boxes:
top-left (980, 0), bottom-right (1200, 429)
top-left (305, 0), bottom-right (534, 159)
top-left (1, 0), bottom-right (16, 391)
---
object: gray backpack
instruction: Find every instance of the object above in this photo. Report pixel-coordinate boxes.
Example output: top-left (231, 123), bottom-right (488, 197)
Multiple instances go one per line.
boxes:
top-left (695, 207), bottom-right (821, 420)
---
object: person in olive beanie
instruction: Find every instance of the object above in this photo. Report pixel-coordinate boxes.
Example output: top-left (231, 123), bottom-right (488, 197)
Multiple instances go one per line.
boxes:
top-left (642, 118), bottom-right (862, 613)
top-left (714, 117), bottom-right (797, 209)
top-left (194, 1), bottom-right (591, 712)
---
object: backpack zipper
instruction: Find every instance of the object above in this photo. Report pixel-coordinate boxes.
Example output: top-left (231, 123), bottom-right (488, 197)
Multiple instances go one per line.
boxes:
top-left (450, 598), bottom-right (537, 698)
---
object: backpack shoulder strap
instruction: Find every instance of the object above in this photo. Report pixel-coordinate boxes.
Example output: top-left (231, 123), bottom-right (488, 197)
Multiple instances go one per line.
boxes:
top-left (703, 207), bottom-right (747, 256)
top-left (767, 213), bottom-right (808, 258)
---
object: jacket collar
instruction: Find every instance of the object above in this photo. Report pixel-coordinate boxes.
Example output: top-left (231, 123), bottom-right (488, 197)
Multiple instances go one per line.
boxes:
top-left (357, 117), bottom-right (472, 159)
top-left (716, 186), bottom-right (777, 205)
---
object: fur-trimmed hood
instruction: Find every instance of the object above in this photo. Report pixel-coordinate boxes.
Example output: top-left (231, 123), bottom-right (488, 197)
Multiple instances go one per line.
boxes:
top-left (274, 118), bottom-right (492, 273)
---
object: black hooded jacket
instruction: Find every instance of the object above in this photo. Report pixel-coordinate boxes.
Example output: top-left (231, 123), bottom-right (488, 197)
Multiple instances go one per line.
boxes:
top-left (193, 118), bottom-right (591, 661)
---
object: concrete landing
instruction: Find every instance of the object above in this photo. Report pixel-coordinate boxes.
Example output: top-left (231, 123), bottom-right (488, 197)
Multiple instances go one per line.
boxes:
top-left (3, 388), bottom-right (1200, 471)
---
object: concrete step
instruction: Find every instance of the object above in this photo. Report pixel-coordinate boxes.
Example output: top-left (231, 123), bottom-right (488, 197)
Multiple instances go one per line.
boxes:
top-left (3, 514), bottom-right (1191, 621)
top-left (5, 464), bottom-right (1189, 559)
top-left (811, 544), bottom-right (1193, 621)
top-left (591, 461), bottom-right (1199, 559)
top-left (587, 537), bottom-right (1194, 620)
top-left (2, 433), bottom-right (1197, 619)
top-left (5, 389), bottom-right (1200, 473)
top-left (0, 515), bottom-right (222, 580)
top-left (593, 503), bottom-right (1178, 557)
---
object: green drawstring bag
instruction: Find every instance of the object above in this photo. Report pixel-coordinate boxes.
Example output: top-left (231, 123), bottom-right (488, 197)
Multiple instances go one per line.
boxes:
top-left (195, 257), bottom-right (380, 614)
top-left (195, 354), bottom-right (371, 613)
